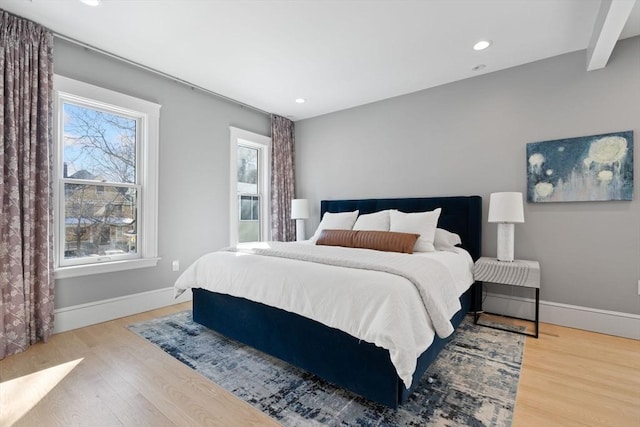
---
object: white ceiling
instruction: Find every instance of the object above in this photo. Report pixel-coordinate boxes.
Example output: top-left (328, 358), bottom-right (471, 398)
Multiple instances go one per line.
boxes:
top-left (2, 0), bottom-right (639, 120)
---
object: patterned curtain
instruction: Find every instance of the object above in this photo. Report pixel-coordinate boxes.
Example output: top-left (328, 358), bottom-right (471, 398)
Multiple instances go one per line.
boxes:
top-left (0, 11), bottom-right (55, 359)
top-left (270, 115), bottom-right (296, 241)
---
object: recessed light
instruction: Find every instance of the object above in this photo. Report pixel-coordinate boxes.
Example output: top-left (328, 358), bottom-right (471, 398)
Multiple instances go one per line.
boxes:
top-left (472, 64), bottom-right (486, 71)
top-left (473, 40), bottom-right (492, 51)
top-left (80, 0), bottom-right (102, 6)
top-left (295, 98), bottom-right (306, 104)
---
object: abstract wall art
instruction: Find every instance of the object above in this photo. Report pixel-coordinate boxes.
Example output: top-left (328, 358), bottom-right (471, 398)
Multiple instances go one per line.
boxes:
top-left (526, 131), bottom-right (633, 202)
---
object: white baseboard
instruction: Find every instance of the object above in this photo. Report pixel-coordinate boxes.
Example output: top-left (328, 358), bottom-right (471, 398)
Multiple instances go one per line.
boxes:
top-left (54, 288), bottom-right (638, 340)
top-left (483, 292), bottom-right (640, 340)
top-left (53, 287), bottom-right (193, 334)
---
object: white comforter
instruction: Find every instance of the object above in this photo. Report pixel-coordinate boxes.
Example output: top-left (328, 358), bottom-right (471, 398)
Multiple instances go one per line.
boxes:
top-left (174, 242), bottom-right (474, 388)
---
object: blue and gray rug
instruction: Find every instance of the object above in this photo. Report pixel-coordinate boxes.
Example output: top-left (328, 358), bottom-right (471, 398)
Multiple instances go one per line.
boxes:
top-left (128, 311), bottom-right (523, 426)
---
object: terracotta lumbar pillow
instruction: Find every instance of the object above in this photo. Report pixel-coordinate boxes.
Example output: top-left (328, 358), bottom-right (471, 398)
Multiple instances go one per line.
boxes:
top-left (315, 229), bottom-right (357, 247)
top-left (316, 229), bottom-right (419, 254)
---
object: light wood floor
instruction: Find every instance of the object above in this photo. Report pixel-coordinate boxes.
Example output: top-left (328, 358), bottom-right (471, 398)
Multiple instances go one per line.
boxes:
top-left (1, 304), bottom-right (638, 427)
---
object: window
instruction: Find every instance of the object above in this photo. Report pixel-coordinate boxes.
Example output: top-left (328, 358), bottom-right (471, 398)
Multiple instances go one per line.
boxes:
top-left (230, 127), bottom-right (271, 244)
top-left (239, 196), bottom-right (260, 221)
top-left (54, 75), bottom-right (160, 278)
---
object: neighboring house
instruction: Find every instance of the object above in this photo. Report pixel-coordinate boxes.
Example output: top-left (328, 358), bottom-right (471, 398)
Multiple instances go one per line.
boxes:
top-left (64, 168), bottom-right (136, 258)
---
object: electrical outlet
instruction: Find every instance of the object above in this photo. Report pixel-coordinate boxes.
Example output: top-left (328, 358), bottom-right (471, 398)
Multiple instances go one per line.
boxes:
top-left (172, 260), bottom-right (180, 272)
top-left (637, 280), bottom-right (640, 296)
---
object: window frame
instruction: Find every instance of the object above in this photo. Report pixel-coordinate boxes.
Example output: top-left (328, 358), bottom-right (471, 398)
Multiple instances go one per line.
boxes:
top-left (53, 75), bottom-right (161, 278)
top-left (229, 127), bottom-right (271, 245)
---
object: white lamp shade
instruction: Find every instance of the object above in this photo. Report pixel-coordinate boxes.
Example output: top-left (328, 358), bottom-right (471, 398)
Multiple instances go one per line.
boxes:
top-left (488, 192), bottom-right (524, 223)
top-left (291, 199), bottom-right (310, 219)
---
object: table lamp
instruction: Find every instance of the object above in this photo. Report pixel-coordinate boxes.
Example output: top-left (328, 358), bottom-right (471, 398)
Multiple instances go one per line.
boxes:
top-left (488, 192), bottom-right (524, 262)
top-left (291, 199), bottom-right (310, 241)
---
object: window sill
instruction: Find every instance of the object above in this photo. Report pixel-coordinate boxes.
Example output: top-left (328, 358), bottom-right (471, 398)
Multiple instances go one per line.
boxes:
top-left (54, 257), bottom-right (161, 279)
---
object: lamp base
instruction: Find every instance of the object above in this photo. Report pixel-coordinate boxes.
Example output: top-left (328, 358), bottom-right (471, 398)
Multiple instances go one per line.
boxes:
top-left (295, 219), bottom-right (306, 241)
top-left (496, 223), bottom-right (515, 262)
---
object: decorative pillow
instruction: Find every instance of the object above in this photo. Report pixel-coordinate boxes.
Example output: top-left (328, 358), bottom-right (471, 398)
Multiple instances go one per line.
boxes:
top-left (352, 210), bottom-right (391, 231)
top-left (310, 210), bottom-right (359, 242)
top-left (354, 230), bottom-right (419, 254)
top-left (389, 208), bottom-right (442, 252)
top-left (434, 228), bottom-right (462, 252)
top-left (316, 229), bottom-right (419, 254)
top-left (315, 229), bottom-right (356, 247)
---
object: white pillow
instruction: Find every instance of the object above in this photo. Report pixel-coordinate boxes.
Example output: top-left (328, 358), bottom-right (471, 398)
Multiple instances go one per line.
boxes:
top-left (389, 208), bottom-right (441, 252)
top-left (353, 210), bottom-right (391, 231)
top-left (434, 228), bottom-right (462, 252)
top-left (310, 210), bottom-right (359, 242)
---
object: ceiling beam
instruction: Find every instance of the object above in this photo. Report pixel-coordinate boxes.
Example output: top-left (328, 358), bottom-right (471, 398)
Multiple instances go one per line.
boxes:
top-left (586, 0), bottom-right (637, 71)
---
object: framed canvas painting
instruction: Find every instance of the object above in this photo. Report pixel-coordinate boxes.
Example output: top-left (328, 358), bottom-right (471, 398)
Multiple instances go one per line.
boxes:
top-left (526, 130), bottom-right (633, 202)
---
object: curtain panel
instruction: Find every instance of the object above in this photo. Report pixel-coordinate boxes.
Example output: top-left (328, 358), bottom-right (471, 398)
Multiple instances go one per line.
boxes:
top-left (270, 115), bottom-right (296, 241)
top-left (0, 11), bottom-right (55, 359)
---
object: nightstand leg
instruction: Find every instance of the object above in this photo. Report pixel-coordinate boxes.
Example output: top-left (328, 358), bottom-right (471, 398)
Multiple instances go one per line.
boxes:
top-left (534, 288), bottom-right (539, 338)
top-left (473, 281), bottom-right (483, 324)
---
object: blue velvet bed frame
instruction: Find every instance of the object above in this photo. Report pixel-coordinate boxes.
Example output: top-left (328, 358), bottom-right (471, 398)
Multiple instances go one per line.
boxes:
top-left (192, 196), bottom-right (482, 408)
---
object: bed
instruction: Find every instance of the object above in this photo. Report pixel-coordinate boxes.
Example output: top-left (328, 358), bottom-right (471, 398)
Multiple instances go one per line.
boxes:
top-left (176, 196), bottom-right (482, 408)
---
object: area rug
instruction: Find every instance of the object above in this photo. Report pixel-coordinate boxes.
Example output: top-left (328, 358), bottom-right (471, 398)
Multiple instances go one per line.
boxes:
top-left (128, 311), bottom-right (524, 426)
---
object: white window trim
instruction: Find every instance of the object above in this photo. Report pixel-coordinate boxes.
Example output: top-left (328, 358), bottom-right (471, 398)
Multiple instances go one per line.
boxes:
top-left (53, 75), bottom-right (161, 279)
top-left (229, 127), bottom-right (271, 246)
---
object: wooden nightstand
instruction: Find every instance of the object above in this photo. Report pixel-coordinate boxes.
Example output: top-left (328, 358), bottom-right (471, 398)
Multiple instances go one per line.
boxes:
top-left (473, 256), bottom-right (540, 338)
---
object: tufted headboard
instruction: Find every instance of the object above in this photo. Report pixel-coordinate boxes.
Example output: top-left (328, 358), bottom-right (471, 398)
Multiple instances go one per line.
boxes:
top-left (320, 196), bottom-right (482, 261)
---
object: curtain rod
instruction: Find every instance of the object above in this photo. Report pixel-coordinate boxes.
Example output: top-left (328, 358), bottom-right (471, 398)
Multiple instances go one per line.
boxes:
top-left (52, 32), bottom-right (270, 116)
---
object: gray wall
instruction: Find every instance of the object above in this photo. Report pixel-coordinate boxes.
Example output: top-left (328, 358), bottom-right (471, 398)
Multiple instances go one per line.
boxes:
top-left (295, 36), bottom-right (640, 315)
top-left (54, 38), bottom-right (270, 308)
